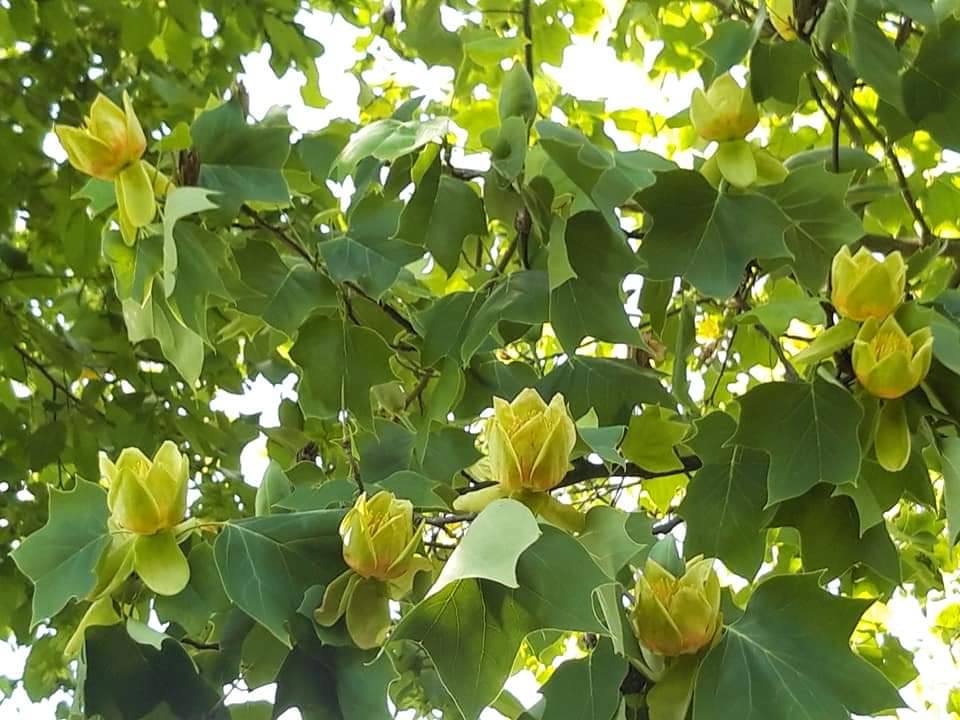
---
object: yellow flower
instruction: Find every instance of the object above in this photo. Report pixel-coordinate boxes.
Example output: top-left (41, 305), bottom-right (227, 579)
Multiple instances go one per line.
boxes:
top-left (340, 491), bottom-right (423, 581)
top-left (831, 246), bottom-right (905, 322)
top-left (100, 442), bottom-right (189, 535)
top-left (55, 92), bottom-right (146, 181)
top-left (767, 0), bottom-right (798, 40)
top-left (690, 73), bottom-right (759, 143)
top-left (55, 92), bottom-right (157, 242)
top-left (487, 388), bottom-right (576, 493)
top-left (852, 316), bottom-right (933, 399)
top-left (632, 557), bottom-right (721, 657)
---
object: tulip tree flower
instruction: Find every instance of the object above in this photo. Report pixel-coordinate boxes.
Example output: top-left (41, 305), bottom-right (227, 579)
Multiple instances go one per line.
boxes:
top-left (852, 316), bottom-right (933, 401)
top-left (690, 74), bottom-right (759, 143)
top-left (632, 557), bottom-right (722, 657)
top-left (99, 442), bottom-right (191, 596)
top-left (690, 73), bottom-right (784, 188)
top-left (315, 491), bottom-right (430, 649)
top-left (54, 92), bottom-right (163, 244)
top-left (831, 246), bottom-right (906, 322)
top-left (453, 388), bottom-right (585, 532)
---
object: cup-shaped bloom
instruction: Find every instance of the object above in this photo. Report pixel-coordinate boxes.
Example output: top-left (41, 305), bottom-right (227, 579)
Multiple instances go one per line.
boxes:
top-left (100, 442), bottom-right (189, 535)
top-left (767, 0), bottom-right (798, 39)
top-left (852, 316), bottom-right (933, 399)
top-left (340, 491), bottom-right (423, 581)
top-left (690, 73), bottom-right (759, 142)
top-left (632, 557), bottom-right (721, 657)
top-left (831, 246), bottom-right (905, 322)
top-left (54, 92), bottom-right (146, 181)
top-left (487, 388), bottom-right (577, 493)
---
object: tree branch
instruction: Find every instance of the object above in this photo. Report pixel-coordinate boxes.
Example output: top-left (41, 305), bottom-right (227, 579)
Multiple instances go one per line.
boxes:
top-left (521, 0), bottom-right (534, 77)
top-left (754, 323), bottom-right (802, 382)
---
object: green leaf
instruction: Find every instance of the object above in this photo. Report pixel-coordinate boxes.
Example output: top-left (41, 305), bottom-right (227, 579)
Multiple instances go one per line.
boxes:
top-left (621, 407), bottom-right (689, 474)
top-left (396, 155), bottom-right (486, 274)
top-left (460, 271), bottom-right (549, 363)
top-left (393, 526), bottom-right (607, 720)
top-left (336, 117), bottom-right (450, 175)
top-left (939, 438), bottom-right (960, 545)
top-left (11, 479), bottom-right (111, 626)
top-left (902, 18), bottom-right (960, 122)
top-left (694, 574), bottom-right (904, 719)
top-left (274, 646), bottom-right (396, 720)
top-left (577, 506), bottom-right (650, 577)
top-left (255, 460), bottom-right (293, 516)
top-left (636, 170), bottom-right (791, 298)
top-left (847, 0), bottom-right (904, 108)
top-left (398, 0), bottom-right (463, 68)
top-left (377, 471), bottom-right (449, 510)
top-left (750, 40), bottom-right (815, 106)
top-left (191, 101), bottom-right (291, 205)
top-left (432, 499), bottom-right (541, 591)
top-left (539, 638), bottom-right (626, 720)
top-left (762, 165), bottom-right (863, 291)
top-left (550, 211), bottom-right (641, 352)
top-left (680, 413), bottom-right (770, 579)
top-left (235, 239), bottom-right (337, 337)
top-left (697, 19), bottom-right (758, 84)
top-left (290, 315), bottom-right (395, 428)
top-left (213, 510), bottom-right (346, 645)
top-left (161, 186), bottom-right (220, 297)
top-left (168, 222), bottom-right (232, 340)
top-left (123, 292), bottom-right (204, 385)
top-left (538, 357), bottom-right (672, 426)
top-left (83, 622), bottom-right (221, 718)
top-left (732, 377), bottom-right (863, 504)
top-left (102, 231), bottom-right (162, 304)
top-left (773, 484), bottom-right (901, 581)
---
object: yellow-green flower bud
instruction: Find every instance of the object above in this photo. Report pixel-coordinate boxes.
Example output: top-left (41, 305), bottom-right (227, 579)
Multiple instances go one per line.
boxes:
top-left (767, 0), bottom-right (798, 40)
top-left (487, 388), bottom-right (576, 493)
top-left (54, 92), bottom-right (147, 181)
top-left (852, 316), bottom-right (933, 399)
top-left (690, 73), bottom-right (759, 142)
top-left (100, 442), bottom-right (189, 535)
top-left (340, 491), bottom-right (423, 581)
top-left (632, 557), bottom-right (721, 657)
top-left (831, 246), bottom-right (905, 322)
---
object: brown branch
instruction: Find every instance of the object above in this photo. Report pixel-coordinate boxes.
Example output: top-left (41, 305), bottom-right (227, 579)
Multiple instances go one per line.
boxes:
top-left (521, 0), bottom-right (534, 77)
top-left (11, 344), bottom-right (108, 421)
top-left (241, 206), bottom-right (317, 267)
top-left (652, 516), bottom-right (684, 535)
top-left (343, 281), bottom-right (416, 335)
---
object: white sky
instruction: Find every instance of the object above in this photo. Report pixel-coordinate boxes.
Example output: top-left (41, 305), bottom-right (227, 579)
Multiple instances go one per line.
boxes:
top-left (7, 4), bottom-right (959, 719)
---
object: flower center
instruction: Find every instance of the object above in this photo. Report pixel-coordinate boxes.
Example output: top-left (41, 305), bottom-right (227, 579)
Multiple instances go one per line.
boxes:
top-left (870, 330), bottom-right (912, 360)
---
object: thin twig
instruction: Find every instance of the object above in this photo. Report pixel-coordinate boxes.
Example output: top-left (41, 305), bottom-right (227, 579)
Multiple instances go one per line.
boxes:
top-left (755, 323), bottom-right (801, 382)
top-left (241, 206), bottom-right (317, 267)
top-left (652, 516), bottom-right (684, 535)
top-left (344, 281), bottom-right (416, 335)
top-left (521, 0), bottom-right (534, 77)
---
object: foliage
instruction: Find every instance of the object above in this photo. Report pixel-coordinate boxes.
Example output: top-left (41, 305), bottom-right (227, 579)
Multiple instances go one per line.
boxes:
top-left (2, 0), bottom-right (960, 718)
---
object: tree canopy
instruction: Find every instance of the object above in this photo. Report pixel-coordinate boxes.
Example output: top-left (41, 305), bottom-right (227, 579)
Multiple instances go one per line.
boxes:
top-left (2, 0), bottom-right (960, 718)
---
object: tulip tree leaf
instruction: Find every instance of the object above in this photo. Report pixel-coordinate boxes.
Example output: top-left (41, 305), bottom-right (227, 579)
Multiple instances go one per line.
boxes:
top-left (538, 357), bottom-right (673, 426)
top-left (636, 170), bottom-right (792, 298)
top-left (11, 480), bottom-right (112, 627)
top-left (693, 574), bottom-right (904, 719)
top-left (762, 165), bottom-right (863, 291)
top-left (539, 638), bottom-right (627, 720)
top-left (550, 210), bottom-right (641, 353)
top-left (83, 623), bottom-right (221, 719)
top-left (679, 413), bottom-right (770, 579)
top-left (213, 510), bottom-right (346, 645)
top-left (290, 315), bottom-right (396, 429)
top-left (234, 239), bottom-right (338, 337)
top-left (122, 292), bottom-right (204, 386)
top-left (939, 438), bottom-right (960, 545)
top-left (190, 100), bottom-right (291, 205)
top-left (396, 155), bottom-right (486, 274)
top-left (732, 377), bottom-right (863, 504)
top-left (393, 526), bottom-right (607, 720)
top-left (161, 186), bottom-right (220, 297)
top-left (337, 117), bottom-right (450, 175)
top-left (577, 506), bottom-right (650, 578)
top-left (432, 499), bottom-right (541, 592)
top-left (274, 646), bottom-right (397, 720)
top-left (772, 484), bottom-right (901, 582)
